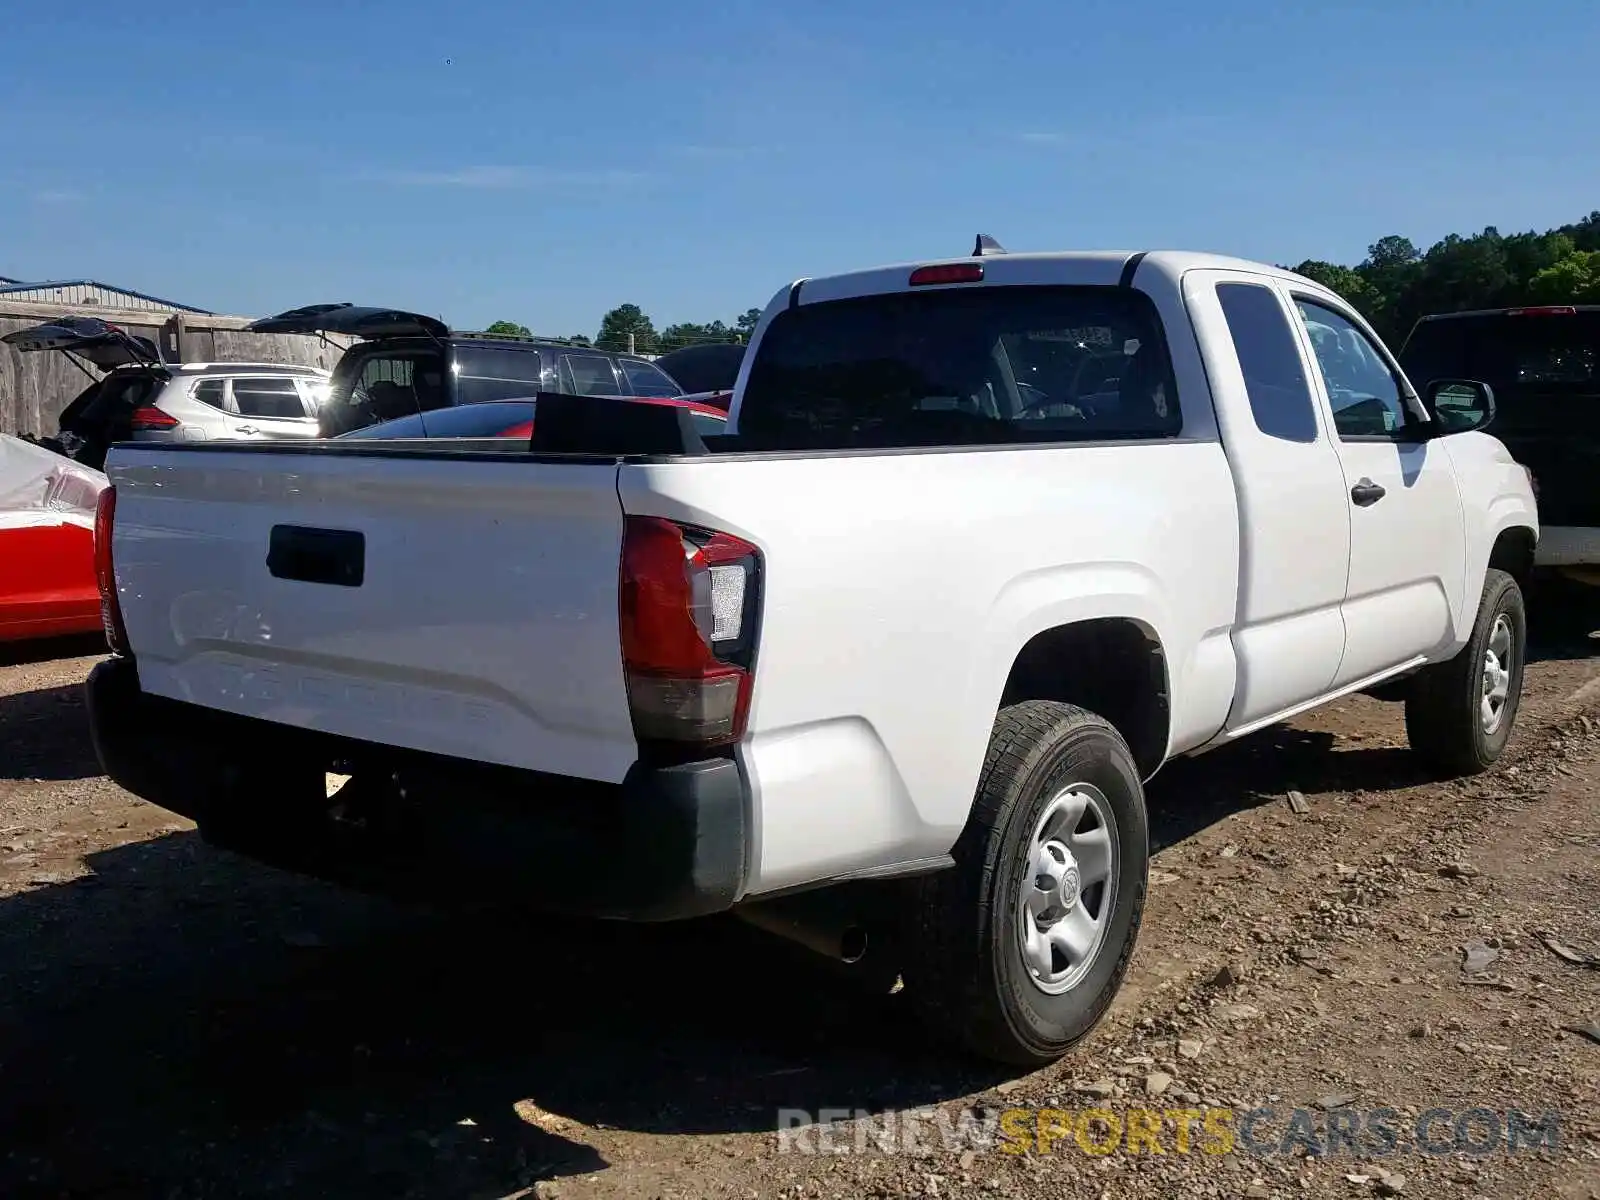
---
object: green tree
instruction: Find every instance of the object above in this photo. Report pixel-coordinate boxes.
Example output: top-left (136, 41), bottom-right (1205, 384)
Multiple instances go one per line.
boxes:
top-left (1527, 251), bottom-right (1600, 304)
top-left (595, 304), bottom-right (657, 353)
top-left (658, 319), bottom-right (743, 352)
top-left (1290, 260), bottom-right (1380, 315)
top-left (485, 320), bottom-right (531, 337)
top-left (736, 307), bottom-right (763, 339)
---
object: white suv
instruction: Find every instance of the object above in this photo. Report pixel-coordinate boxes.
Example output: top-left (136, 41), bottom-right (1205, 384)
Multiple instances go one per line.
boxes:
top-left (128, 363), bottom-right (331, 444)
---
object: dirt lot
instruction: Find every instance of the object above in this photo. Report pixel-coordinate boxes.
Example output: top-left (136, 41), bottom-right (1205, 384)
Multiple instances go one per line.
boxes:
top-left (1, 594), bottom-right (1597, 1200)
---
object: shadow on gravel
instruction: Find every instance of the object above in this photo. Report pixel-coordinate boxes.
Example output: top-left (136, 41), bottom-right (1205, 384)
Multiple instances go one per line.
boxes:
top-left (0, 831), bottom-right (1008, 1198)
top-left (0, 618), bottom-right (1591, 1197)
top-left (0, 633), bottom-right (107, 669)
top-left (0, 683), bottom-right (102, 781)
top-left (1525, 577), bottom-right (1599, 664)
top-left (1145, 724), bottom-right (1433, 852)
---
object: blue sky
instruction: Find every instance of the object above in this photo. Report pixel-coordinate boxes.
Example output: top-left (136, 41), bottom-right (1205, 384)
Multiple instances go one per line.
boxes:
top-left (3, 0), bottom-right (1596, 337)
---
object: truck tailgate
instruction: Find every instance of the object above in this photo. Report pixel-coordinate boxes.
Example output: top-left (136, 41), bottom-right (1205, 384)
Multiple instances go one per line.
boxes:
top-left (106, 446), bottom-right (638, 783)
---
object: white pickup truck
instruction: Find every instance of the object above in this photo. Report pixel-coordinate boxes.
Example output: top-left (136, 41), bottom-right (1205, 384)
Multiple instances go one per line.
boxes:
top-left (85, 243), bottom-right (1538, 1066)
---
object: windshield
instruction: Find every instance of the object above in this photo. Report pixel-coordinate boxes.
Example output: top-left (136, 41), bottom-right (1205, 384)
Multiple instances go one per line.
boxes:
top-left (738, 284), bottom-right (1180, 450)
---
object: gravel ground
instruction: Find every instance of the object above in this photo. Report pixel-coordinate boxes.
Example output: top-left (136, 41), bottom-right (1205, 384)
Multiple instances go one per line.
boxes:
top-left (0, 590), bottom-right (1596, 1200)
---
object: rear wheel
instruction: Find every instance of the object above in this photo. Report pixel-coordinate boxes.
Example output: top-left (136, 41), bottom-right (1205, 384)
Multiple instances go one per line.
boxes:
top-left (1405, 568), bottom-right (1527, 775)
top-left (903, 701), bottom-right (1148, 1065)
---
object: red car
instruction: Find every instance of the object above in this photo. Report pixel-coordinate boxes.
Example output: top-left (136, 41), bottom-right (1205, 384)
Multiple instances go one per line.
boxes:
top-left (333, 395), bottom-right (729, 441)
top-left (0, 434), bottom-right (108, 643)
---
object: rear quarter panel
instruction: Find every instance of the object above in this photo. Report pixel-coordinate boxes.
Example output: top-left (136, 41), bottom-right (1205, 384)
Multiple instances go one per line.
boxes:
top-left (620, 443), bottom-right (1241, 894)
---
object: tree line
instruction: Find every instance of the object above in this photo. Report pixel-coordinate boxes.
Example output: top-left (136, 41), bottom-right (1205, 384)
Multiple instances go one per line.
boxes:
top-left (1287, 209), bottom-right (1600, 343)
top-left (485, 208), bottom-right (1600, 354)
top-left (483, 306), bottom-right (764, 354)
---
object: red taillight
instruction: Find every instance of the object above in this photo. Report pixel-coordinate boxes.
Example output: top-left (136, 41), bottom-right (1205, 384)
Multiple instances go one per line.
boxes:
top-left (909, 263), bottom-right (984, 286)
top-left (130, 405), bottom-right (179, 430)
top-left (1506, 306), bottom-right (1576, 317)
top-left (619, 516), bottom-right (760, 747)
top-left (93, 486), bottom-right (130, 654)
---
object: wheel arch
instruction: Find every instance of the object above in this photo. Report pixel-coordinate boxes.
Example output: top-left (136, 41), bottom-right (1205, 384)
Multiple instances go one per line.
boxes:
top-left (998, 617), bottom-right (1171, 779)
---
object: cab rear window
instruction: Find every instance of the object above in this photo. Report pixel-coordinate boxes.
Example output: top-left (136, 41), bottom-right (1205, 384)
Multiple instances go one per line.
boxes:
top-left (738, 285), bottom-right (1181, 450)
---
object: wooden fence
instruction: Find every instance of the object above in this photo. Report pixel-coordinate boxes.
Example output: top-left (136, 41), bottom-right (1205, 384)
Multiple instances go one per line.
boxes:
top-left (0, 299), bottom-right (351, 437)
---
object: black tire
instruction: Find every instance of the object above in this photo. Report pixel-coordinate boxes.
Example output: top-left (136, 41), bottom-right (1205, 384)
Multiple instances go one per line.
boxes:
top-left (902, 700), bottom-right (1148, 1066)
top-left (1405, 568), bottom-right (1527, 776)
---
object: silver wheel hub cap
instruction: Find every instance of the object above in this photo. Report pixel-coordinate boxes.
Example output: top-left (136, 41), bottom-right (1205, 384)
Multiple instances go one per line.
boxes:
top-left (1017, 783), bottom-right (1120, 996)
top-left (1480, 613), bottom-right (1514, 736)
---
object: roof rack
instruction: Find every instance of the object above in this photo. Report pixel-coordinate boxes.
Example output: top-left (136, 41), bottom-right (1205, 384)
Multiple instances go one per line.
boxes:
top-left (455, 329), bottom-right (591, 346)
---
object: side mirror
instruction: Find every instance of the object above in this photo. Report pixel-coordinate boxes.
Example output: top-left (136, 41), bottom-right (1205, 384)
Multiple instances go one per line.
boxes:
top-left (1423, 378), bottom-right (1496, 435)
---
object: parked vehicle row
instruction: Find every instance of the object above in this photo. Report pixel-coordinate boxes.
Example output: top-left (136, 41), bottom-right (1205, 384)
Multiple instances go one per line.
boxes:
top-left (84, 240), bottom-right (1538, 1066)
top-left (3, 307), bottom-right (745, 467)
top-left (2, 317), bottom-right (332, 469)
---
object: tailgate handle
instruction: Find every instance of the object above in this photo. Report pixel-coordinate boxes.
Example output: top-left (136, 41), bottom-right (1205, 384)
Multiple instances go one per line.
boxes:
top-left (267, 525), bottom-right (365, 587)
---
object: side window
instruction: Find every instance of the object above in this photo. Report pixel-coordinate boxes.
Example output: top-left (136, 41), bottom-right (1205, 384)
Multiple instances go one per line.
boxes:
top-left (620, 360), bottom-right (684, 397)
top-left (1293, 299), bottom-right (1411, 438)
top-left (192, 379), bottom-right (227, 411)
top-left (1215, 283), bottom-right (1318, 443)
top-left (299, 379), bottom-right (331, 415)
top-left (231, 377), bottom-right (310, 419)
top-left (560, 353), bottom-right (624, 396)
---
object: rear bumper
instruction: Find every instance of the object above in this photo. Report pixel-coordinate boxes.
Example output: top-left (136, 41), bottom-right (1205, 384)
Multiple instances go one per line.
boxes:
top-left (1534, 526), bottom-right (1600, 586)
top-left (85, 656), bottom-right (749, 921)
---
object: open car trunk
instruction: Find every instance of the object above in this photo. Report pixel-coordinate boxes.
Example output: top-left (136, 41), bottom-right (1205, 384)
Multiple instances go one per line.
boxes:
top-left (2, 316), bottom-right (169, 469)
top-left (2, 315), bottom-right (162, 371)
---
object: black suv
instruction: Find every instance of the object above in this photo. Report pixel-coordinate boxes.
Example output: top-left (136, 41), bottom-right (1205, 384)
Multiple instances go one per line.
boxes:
top-left (247, 304), bottom-right (686, 437)
top-left (1399, 304), bottom-right (1599, 585)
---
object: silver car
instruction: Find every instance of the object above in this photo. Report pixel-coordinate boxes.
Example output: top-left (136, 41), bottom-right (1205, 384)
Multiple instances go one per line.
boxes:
top-left (127, 363), bottom-right (331, 443)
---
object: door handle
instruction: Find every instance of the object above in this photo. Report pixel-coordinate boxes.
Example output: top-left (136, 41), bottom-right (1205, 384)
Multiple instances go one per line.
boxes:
top-left (236, 425), bottom-right (258, 435)
top-left (1350, 478), bottom-right (1386, 506)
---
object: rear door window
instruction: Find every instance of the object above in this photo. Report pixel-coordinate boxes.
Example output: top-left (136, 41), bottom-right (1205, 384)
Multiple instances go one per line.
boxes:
top-left (1215, 282), bottom-right (1319, 443)
top-left (192, 379), bottom-right (228, 411)
top-left (230, 377), bottom-right (309, 419)
top-left (560, 353), bottom-right (625, 396)
top-left (456, 346), bottom-right (549, 405)
top-left (738, 284), bottom-right (1181, 449)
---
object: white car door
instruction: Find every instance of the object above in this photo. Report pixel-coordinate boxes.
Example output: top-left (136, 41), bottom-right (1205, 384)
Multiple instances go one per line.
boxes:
top-left (1184, 270), bottom-right (1352, 731)
top-left (224, 376), bottom-right (321, 441)
top-left (1286, 293), bottom-right (1468, 687)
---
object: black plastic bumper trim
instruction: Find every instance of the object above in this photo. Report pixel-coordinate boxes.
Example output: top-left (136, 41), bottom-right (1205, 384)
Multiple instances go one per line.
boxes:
top-left (84, 656), bottom-right (747, 921)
